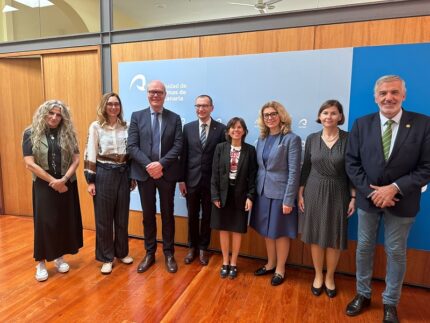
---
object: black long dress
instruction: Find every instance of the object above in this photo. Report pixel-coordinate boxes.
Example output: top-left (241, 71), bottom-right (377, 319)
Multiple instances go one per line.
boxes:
top-left (22, 129), bottom-right (83, 261)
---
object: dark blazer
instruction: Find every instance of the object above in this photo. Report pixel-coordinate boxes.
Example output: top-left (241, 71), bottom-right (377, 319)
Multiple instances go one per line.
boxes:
top-left (127, 107), bottom-right (183, 182)
top-left (211, 142), bottom-right (257, 209)
top-left (346, 110), bottom-right (430, 217)
top-left (180, 118), bottom-right (226, 189)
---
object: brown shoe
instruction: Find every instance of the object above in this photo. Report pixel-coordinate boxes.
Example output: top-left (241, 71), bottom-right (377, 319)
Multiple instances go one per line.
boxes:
top-left (184, 248), bottom-right (197, 264)
top-left (137, 254), bottom-right (155, 273)
top-left (199, 249), bottom-right (210, 266)
top-left (165, 255), bottom-right (178, 273)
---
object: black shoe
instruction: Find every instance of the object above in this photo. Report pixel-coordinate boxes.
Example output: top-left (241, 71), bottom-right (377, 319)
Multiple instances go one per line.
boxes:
top-left (346, 294), bottom-right (371, 316)
top-left (311, 283), bottom-right (324, 296)
top-left (220, 265), bottom-right (229, 278)
top-left (254, 266), bottom-right (276, 276)
top-left (137, 254), bottom-right (155, 273)
top-left (271, 273), bottom-right (285, 286)
top-left (184, 248), bottom-right (197, 264)
top-left (199, 250), bottom-right (210, 266)
top-left (325, 286), bottom-right (337, 298)
top-left (383, 304), bottom-right (399, 323)
top-left (165, 255), bottom-right (178, 273)
top-left (228, 266), bottom-right (238, 279)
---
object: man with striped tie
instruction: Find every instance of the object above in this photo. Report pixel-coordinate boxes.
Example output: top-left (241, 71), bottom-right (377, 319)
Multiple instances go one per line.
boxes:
top-left (345, 75), bottom-right (430, 323)
top-left (179, 95), bottom-right (226, 266)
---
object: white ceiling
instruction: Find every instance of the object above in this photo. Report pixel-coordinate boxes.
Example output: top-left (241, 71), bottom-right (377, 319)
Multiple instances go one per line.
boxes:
top-left (112, 0), bottom-right (407, 29)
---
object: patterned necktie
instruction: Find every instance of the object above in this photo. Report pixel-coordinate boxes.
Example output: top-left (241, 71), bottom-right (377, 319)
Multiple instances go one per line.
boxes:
top-left (151, 112), bottom-right (160, 161)
top-left (382, 119), bottom-right (394, 160)
top-left (200, 123), bottom-right (207, 147)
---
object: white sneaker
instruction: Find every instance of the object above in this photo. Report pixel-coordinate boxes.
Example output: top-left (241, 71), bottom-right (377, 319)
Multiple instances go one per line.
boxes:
top-left (120, 256), bottom-right (134, 264)
top-left (101, 262), bottom-right (113, 274)
top-left (54, 257), bottom-right (70, 273)
top-left (35, 262), bottom-right (48, 282)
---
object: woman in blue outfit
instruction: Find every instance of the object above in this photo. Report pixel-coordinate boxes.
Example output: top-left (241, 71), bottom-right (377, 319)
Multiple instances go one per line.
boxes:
top-left (250, 101), bottom-right (302, 286)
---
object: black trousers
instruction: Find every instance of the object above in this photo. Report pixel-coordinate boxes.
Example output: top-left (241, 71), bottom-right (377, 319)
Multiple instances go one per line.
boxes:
top-left (138, 178), bottom-right (176, 256)
top-left (186, 183), bottom-right (212, 250)
top-left (94, 165), bottom-right (130, 262)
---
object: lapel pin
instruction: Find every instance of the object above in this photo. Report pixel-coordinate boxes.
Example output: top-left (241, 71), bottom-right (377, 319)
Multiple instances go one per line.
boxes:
top-left (406, 124), bottom-right (411, 128)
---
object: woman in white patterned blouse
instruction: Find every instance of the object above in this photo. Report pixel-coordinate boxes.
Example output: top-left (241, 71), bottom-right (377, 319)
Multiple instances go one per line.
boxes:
top-left (84, 93), bottom-right (136, 274)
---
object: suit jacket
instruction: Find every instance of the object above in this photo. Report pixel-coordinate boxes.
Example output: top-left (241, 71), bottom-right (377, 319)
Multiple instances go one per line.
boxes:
top-left (127, 107), bottom-right (183, 182)
top-left (211, 142), bottom-right (257, 209)
top-left (180, 118), bottom-right (226, 189)
top-left (255, 132), bottom-right (302, 206)
top-left (346, 110), bottom-right (430, 217)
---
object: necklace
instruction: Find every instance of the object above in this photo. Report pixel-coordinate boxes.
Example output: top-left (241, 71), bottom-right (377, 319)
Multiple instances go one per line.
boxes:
top-left (48, 131), bottom-right (58, 174)
top-left (322, 130), bottom-right (339, 142)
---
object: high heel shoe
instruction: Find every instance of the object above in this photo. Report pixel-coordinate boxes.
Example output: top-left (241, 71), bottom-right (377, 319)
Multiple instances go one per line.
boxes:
top-left (325, 286), bottom-right (337, 298)
top-left (311, 283), bottom-right (324, 296)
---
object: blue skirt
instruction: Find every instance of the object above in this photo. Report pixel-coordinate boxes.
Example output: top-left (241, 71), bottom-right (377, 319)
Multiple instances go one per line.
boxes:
top-left (250, 193), bottom-right (298, 239)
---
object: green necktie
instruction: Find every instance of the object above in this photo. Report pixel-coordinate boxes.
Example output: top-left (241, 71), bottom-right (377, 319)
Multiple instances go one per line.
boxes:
top-left (382, 119), bottom-right (394, 160)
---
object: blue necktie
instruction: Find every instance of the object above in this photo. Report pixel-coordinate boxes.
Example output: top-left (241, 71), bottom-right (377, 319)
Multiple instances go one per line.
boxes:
top-left (151, 112), bottom-right (160, 161)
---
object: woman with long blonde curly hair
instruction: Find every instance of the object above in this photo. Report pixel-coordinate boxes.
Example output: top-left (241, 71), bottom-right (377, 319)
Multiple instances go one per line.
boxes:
top-left (22, 100), bottom-right (83, 282)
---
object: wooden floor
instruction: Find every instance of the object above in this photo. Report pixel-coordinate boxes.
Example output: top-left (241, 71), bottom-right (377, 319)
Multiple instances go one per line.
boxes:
top-left (1, 215), bottom-right (429, 323)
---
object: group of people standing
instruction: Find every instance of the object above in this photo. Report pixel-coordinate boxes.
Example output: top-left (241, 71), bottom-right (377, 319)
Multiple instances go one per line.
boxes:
top-left (22, 75), bottom-right (430, 323)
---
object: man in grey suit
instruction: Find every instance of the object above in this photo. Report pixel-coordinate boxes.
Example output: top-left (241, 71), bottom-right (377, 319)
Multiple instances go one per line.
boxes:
top-left (345, 75), bottom-right (430, 323)
top-left (179, 95), bottom-right (226, 265)
top-left (128, 80), bottom-right (183, 274)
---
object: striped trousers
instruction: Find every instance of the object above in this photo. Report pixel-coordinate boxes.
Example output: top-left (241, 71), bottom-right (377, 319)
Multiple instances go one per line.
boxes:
top-left (93, 164), bottom-right (130, 262)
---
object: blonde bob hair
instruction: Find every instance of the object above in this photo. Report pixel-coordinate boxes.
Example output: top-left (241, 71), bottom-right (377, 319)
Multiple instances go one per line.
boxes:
top-left (257, 101), bottom-right (292, 139)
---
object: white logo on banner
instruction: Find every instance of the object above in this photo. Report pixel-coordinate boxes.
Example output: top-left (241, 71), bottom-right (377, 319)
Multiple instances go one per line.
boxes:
top-left (298, 118), bottom-right (308, 128)
top-left (129, 74), bottom-right (146, 91)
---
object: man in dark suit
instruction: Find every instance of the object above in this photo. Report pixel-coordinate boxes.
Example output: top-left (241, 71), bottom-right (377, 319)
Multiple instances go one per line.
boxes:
top-left (128, 80), bottom-right (183, 274)
top-left (345, 75), bottom-right (430, 323)
top-left (179, 95), bottom-right (226, 265)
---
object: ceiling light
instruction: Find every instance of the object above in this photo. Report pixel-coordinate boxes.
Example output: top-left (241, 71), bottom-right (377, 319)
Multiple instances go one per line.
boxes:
top-left (13, 0), bottom-right (54, 8)
top-left (2, 5), bottom-right (19, 12)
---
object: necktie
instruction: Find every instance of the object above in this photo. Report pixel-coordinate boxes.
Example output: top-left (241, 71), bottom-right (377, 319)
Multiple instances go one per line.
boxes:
top-left (151, 112), bottom-right (160, 161)
top-left (200, 123), bottom-right (207, 147)
top-left (382, 119), bottom-right (394, 160)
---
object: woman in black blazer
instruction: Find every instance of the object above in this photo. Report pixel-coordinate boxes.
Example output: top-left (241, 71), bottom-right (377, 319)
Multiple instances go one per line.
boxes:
top-left (211, 117), bottom-right (257, 279)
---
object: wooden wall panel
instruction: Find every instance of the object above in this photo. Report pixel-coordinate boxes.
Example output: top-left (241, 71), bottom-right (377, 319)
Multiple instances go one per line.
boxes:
top-left (315, 16), bottom-right (430, 49)
top-left (42, 49), bottom-right (101, 230)
top-left (0, 58), bottom-right (44, 216)
top-left (200, 27), bottom-right (315, 56)
top-left (111, 38), bottom-right (200, 92)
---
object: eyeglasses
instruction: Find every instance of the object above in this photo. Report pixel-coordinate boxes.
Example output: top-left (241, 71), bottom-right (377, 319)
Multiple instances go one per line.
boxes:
top-left (263, 112), bottom-right (279, 119)
top-left (195, 104), bottom-right (212, 109)
top-left (148, 90), bottom-right (165, 96)
top-left (106, 102), bottom-right (120, 107)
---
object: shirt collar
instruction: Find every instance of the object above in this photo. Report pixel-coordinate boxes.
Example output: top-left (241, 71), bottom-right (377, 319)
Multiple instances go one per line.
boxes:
top-left (150, 106), bottom-right (163, 115)
top-left (199, 118), bottom-right (211, 128)
top-left (380, 109), bottom-right (402, 126)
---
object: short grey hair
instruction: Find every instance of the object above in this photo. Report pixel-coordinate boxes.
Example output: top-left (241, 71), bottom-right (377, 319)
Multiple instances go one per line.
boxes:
top-left (374, 75), bottom-right (406, 96)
